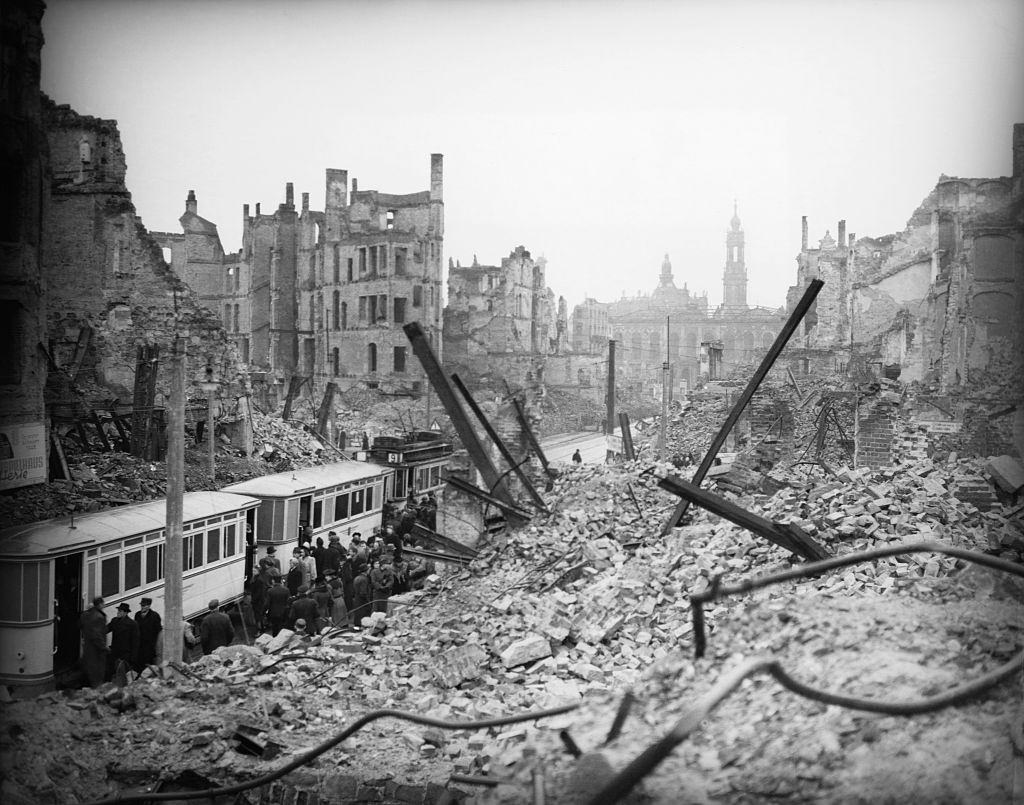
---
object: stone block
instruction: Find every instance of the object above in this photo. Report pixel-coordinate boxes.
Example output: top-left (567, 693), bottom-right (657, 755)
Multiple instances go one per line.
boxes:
top-left (431, 644), bottom-right (488, 688)
top-left (986, 455), bottom-right (1024, 494)
top-left (500, 634), bottom-right (551, 668)
top-left (265, 629), bottom-right (295, 653)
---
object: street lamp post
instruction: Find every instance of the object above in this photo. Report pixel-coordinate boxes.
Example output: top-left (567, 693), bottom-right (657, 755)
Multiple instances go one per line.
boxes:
top-left (201, 363), bottom-right (219, 483)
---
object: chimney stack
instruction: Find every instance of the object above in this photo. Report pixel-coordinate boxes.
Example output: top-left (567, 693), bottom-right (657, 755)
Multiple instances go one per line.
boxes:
top-left (801, 216), bottom-right (808, 251)
top-left (430, 153), bottom-right (444, 202)
top-left (838, 219), bottom-right (846, 248)
top-left (256, 203), bottom-right (261, 216)
top-left (301, 192), bottom-right (309, 213)
top-left (186, 190), bottom-right (197, 215)
top-left (285, 182), bottom-right (294, 208)
top-left (243, 203), bottom-right (250, 218)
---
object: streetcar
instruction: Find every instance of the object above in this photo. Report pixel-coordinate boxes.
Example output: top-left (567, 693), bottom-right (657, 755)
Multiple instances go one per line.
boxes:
top-left (0, 491), bottom-right (260, 691)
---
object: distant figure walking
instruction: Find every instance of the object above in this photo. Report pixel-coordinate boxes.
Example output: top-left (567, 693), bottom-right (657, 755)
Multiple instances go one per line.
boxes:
top-left (572, 449), bottom-right (582, 464)
top-left (79, 597), bottom-right (108, 687)
top-left (199, 599), bottom-right (234, 654)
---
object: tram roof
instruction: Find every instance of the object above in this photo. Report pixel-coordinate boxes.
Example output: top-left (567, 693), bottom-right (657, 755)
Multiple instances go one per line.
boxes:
top-left (219, 460), bottom-right (390, 498)
top-left (0, 491), bottom-right (260, 559)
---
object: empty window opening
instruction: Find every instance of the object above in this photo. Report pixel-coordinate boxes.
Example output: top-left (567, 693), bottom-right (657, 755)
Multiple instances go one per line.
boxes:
top-left (412, 285), bottom-right (423, 307)
top-left (386, 210), bottom-right (395, 230)
top-left (395, 247), bottom-right (407, 276)
top-left (394, 346), bottom-right (407, 373)
top-left (332, 347), bottom-right (340, 376)
top-left (393, 297), bottom-right (406, 324)
top-left (367, 343), bottom-right (378, 373)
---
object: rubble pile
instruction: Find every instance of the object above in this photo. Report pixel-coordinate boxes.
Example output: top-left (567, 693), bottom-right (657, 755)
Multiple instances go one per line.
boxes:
top-left (0, 413), bottom-right (333, 528)
top-left (3, 454), bottom-right (1020, 803)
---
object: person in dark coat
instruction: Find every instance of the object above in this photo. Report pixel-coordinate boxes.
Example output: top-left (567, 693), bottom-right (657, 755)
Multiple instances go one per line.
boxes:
top-left (338, 547), bottom-right (355, 614)
top-left (134, 597), bottom-right (162, 670)
top-left (572, 449), bottom-right (582, 463)
top-left (265, 574), bottom-right (290, 636)
top-left (249, 567), bottom-right (270, 632)
top-left (107, 602), bottom-right (139, 679)
top-left (350, 566), bottom-right (372, 628)
top-left (424, 491), bottom-right (438, 530)
top-left (325, 570), bottom-right (347, 627)
top-left (259, 545), bottom-right (281, 574)
top-left (288, 586), bottom-right (319, 636)
top-left (310, 578), bottom-right (332, 631)
top-left (285, 553), bottom-right (303, 597)
top-left (312, 537), bottom-right (329, 579)
top-left (369, 558), bottom-right (394, 613)
top-left (79, 597), bottom-right (108, 687)
top-left (199, 599), bottom-right (234, 654)
top-left (391, 555), bottom-right (410, 595)
top-left (324, 533), bottom-right (343, 574)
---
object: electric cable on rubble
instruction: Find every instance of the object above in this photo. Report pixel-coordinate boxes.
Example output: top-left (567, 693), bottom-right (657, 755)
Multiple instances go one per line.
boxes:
top-left (588, 541), bottom-right (1024, 803)
top-left (80, 703), bottom-right (580, 805)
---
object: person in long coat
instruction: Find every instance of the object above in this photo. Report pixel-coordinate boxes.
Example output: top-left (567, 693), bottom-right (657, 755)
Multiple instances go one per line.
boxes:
top-left (134, 597), bottom-right (163, 670)
top-left (350, 567), bottom-right (372, 628)
top-left (107, 603), bottom-right (140, 679)
top-left (198, 599), bottom-right (234, 654)
top-left (369, 558), bottom-right (394, 613)
top-left (265, 574), bottom-right (290, 636)
top-left (79, 597), bottom-right (108, 687)
top-left (288, 586), bottom-right (319, 636)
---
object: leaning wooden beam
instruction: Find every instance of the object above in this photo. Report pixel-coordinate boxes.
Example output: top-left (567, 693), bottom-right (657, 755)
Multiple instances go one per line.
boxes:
top-left (510, 394), bottom-right (555, 478)
top-left (619, 412), bottom-right (636, 461)
top-left (451, 373), bottom-right (549, 513)
top-left (90, 410), bottom-right (111, 452)
top-left (658, 474), bottom-right (829, 561)
top-left (404, 322), bottom-right (517, 508)
top-left (402, 546), bottom-right (472, 566)
top-left (663, 279), bottom-right (824, 534)
top-left (445, 474), bottom-right (532, 523)
top-left (410, 522), bottom-right (480, 558)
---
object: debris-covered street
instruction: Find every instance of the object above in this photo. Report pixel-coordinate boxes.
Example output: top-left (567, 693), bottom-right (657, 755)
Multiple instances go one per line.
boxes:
top-left (2, 453), bottom-right (1021, 804)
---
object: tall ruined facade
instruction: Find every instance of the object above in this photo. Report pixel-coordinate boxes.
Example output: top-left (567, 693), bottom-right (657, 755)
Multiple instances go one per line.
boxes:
top-left (0, 0), bottom-right (48, 490)
top-left (161, 156), bottom-right (444, 404)
top-left (787, 124), bottom-right (1024, 461)
top-left (443, 245), bottom-right (559, 384)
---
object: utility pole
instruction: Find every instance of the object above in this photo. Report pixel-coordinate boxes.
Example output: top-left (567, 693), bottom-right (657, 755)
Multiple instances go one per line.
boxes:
top-left (164, 336), bottom-right (185, 665)
top-left (605, 339), bottom-right (615, 435)
top-left (202, 362), bottom-right (217, 483)
top-left (658, 316), bottom-right (669, 460)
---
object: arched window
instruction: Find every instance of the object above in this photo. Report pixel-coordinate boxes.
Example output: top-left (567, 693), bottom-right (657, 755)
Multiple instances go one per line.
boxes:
top-left (332, 347), bottom-right (340, 376)
top-left (367, 342), bottom-right (377, 373)
top-left (332, 291), bottom-right (340, 331)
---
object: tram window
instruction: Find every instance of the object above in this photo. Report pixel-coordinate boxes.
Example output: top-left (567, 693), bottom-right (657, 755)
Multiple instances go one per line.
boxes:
top-left (18, 563), bottom-right (40, 621)
top-left (224, 524), bottom-right (236, 557)
top-left (271, 501), bottom-right (285, 541)
top-left (191, 534), bottom-right (204, 569)
top-left (101, 557), bottom-right (120, 597)
top-left (207, 528), bottom-right (221, 562)
top-left (351, 489), bottom-right (364, 516)
top-left (146, 544), bottom-right (163, 583)
top-left (36, 563), bottom-right (49, 621)
top-left (0, 563), bottom-right (20, 620)
top-left (430, 466), bottom-right (440, 486)
top-left (365, 485), bottom-right (374, 511)
top-left (394, 470), bottom-right (406, 499)
top-left (313, 501), bottom-right (323, 528)
top-left (335, 493), bottom-right (349, 520)
top-left (124, 551), bottom-right (142, 591)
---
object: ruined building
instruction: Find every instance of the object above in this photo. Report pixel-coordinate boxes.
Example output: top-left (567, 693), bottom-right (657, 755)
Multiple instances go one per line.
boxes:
top-left (786, 124), bottom-right (1024, 461)
top-left (158, 157), bottom-right (444, 405)
top-left (1, 0), bottom-right (245, 491)
top-left (443, 246), bottom-right (561, 384)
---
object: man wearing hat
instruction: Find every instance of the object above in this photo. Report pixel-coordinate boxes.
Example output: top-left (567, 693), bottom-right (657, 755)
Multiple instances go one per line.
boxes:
top-left (259, 545), bottom-right (281, 574)
top-left (199, 599), bottom-right (234, 655)
top-left (134, 597), bottom-right (163, 670)
top-left (106, 602), bottom-right (139, 681)
top-left (288, 584), bottom-right (319, 636)
top-left (79, 596), bottom-right (108, 687)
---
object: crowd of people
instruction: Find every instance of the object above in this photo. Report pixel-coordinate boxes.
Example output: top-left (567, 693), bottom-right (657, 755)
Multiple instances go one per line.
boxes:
top-left (77, 492), bottom-right (441, 686)
top-left (246, 492), bottom-right (439, 637)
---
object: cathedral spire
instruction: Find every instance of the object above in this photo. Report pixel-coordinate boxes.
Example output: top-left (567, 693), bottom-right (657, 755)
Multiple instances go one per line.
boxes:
top-left (724, 204), bottom-right (747, 308)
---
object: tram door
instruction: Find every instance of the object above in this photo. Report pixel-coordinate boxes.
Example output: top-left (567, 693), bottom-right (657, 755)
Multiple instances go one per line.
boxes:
top-left (243, 508), bottom-right (257, 581)
top-left (53, 553), bottom-right (83, 674)
top-left (298, 495), bottom-right (312, 542)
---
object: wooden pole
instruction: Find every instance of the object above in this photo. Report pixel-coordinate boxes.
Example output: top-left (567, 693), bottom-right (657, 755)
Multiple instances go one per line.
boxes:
top-left (164, 336), bottom-right (185, 664)
top-left (605, 339), bottom-right (615, 436)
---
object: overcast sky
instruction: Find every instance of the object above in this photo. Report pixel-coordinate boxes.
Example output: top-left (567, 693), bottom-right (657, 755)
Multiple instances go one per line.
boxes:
top-left (41, 0), bottom-right (1024, 311)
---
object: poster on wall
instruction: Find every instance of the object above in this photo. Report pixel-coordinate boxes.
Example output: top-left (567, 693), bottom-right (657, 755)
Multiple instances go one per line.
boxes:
top-left (0, 422), bottom-right (47, 491)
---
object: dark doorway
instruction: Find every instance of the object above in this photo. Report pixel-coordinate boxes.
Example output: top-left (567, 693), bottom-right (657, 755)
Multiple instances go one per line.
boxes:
top-left (54, 553), bottom-right (83, 677)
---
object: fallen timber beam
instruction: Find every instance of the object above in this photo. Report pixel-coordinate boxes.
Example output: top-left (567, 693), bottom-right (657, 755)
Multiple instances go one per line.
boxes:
top-left (619, 412), bottom-right (636, 461)
top-left (451, 373), bottom-right (549, 513)
top-left (402, 545), bottom-right (472, 566)
top-left (658, 474), bottom-right (829, 562)
top-left (445, 474), bottom-right (532, 523)
top-left (663, 279), bottom-right (824, 534)
top-left (404, 322), bottom-right (517, 509)
top-left (509, 392), bottom-right (555, 478)
top-left (410, 522), bottom-right (479, 558)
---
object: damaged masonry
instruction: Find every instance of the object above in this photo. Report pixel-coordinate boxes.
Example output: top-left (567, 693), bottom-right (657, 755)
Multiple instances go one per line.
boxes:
top-left (2, 2), bottom-right (1024, 804)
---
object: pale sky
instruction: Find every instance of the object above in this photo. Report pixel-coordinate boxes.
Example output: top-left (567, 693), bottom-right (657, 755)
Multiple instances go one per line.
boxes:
top-left (41, 0), bottom-right (1024, 312)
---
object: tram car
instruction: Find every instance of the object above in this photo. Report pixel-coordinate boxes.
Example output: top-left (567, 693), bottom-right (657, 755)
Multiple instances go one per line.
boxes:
top-left (220, 460), bottom-right (392, 558)
top-left (0, 491), bottom-right (260, 691)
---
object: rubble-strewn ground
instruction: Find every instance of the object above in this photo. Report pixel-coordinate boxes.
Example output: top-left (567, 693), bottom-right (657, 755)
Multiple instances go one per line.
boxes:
top-left (1, 455), bottom-right (1021, 804)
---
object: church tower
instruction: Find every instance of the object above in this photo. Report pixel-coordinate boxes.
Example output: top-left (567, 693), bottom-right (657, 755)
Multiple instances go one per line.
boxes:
top-left (723, 202), bottom-right (748, 308)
